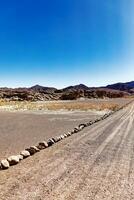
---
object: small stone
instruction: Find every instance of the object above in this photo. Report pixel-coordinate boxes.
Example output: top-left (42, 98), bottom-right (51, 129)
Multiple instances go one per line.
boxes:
top-left (66, 132), bottom-right (71, 137)
top-left (17, 155), bottom-right (23, 161)
top-left (47, 138), bottom-right (55, 146)
top-left (71, 130), bottom-right (75, 134)
top-left (7, 155), bottom-right (20, 165)
top-left (26, 146), bottom-right (40, 155)
top-left (53, 137), bottom-right (60, 143)
top-left (79, 124), bottom-right (86, 128)
top-left (96, 119), bottom-right (100, 122)
top-left (88, 121), bottom-right (93, 125)
top-left (51, 137), bottom-right (58, 143)
top-left (20, 150), bottom-right (30, 158)
top-left (79, 125), bottom-right (85, 130)
top-left (1, 159), bottom-right (9, 169)
top-left (73, 127), bottom-right (80, 133)
top-left (57, 136), bottom-right (61, 141)
top-left (37, 141), bottom-right (48, 150)
top-left (60, 135), bottom-right (64, 139)
top-left (67, 132), bottom-right (72, 136)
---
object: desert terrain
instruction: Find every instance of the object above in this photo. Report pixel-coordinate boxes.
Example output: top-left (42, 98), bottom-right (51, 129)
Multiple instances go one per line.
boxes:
top-left (0, 98), bottom-right (134, 199)
top-left (0, 98), bottom-right (130, 159)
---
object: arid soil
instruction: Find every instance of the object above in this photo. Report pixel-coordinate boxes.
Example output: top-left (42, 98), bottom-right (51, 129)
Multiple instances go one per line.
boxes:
top-left (0, 98), bottom-right (130, 159)
top-left (0, 100), bottom-right (134, 199)
top-left (0, 110), bottom-right (102, 160)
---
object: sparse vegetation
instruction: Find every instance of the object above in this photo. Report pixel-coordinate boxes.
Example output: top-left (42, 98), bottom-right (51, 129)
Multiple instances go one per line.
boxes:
top-left (0, 99), bottom-right (125, 112)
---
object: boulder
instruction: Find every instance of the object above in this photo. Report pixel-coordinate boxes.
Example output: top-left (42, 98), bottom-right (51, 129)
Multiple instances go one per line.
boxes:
top-left (26, 146), bottom-right (40, 155)
top-left (37, 141), bottom-right (48, 150)
top-left (20, 150), bottom-right (30, 158)
top-left (0, 159), bottom-right (10, 169)
top-left (7, 155), bottom-right (20, 165)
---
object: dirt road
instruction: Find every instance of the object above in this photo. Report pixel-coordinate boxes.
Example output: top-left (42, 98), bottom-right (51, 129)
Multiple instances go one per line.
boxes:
top-left (0, 102), bottom-right (134, 199)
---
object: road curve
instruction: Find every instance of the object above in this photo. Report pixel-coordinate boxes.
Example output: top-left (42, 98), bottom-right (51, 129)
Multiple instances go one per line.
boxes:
top-left (0, 102), bottom-right (134, 200)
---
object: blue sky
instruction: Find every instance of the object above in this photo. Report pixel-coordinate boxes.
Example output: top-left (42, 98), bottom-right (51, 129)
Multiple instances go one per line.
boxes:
top-left (0, 0), bottom-right (133, 88)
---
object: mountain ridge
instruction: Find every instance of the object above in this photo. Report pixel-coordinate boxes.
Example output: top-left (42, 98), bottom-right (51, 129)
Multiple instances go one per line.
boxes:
top-left (0, 81), bottom-right (133, 101)
top-left (0, 81), bottom-right (134, 92)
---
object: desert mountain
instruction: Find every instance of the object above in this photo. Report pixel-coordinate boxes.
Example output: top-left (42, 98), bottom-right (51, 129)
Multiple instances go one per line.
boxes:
top-left (0, 81), bottom-right (133, 101)
top-left (30, 85), bottom-right (57, 93)
top-left (62, 84), bottom-right (90, 92)
top-left (106, 81), bottom-right (134, 93)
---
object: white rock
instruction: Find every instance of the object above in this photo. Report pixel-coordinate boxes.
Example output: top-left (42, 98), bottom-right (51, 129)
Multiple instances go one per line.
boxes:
top-left (64, 134), bottom-right (67, 138)
top-left (67, 132), bottom-right (72, 136)
top-left (7, 155), bottom-right (20, 165)
top-left (47, 139), bottom-right (55, 146)
top-left (60, 135), bottom-right (64, 139)
top-left (20, 150), bottom-right (30, 158)
top-left (1, 159), bottom-right (9, 169)
top-left (17, 155), bottom-right (23, 161)
top-left (52, 137), bottom-right (60, 142)
top-left (26, 146), bottom-right (40, 155)
top-left (38, 141), bottom-right (48, 149)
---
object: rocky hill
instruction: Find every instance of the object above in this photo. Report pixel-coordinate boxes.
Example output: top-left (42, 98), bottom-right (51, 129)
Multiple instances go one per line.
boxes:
top-left (62, 84), bottom-right (90, 91)
top-left (106, 81), bottom-right (134, 93)
top-left (0, 82), bottom-right (133, 101)
top-left (30, 85), bottom-right (57, 93)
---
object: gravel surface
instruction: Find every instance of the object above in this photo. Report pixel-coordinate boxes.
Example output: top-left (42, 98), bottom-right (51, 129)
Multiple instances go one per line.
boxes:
top-left (0, 101), bottom-right (134, 199)
top-left (0, 110), bottom-right (103, 159)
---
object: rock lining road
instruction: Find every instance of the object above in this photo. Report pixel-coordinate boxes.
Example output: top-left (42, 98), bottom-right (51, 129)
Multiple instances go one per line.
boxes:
top-left (0, 102), bottom-right (134, 199)
top-left (0, 111), bottom-right (101, 159)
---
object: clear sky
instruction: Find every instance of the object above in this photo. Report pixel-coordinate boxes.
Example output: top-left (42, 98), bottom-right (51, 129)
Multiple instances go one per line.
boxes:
top-left (0, 0), bottom-right (133, 88)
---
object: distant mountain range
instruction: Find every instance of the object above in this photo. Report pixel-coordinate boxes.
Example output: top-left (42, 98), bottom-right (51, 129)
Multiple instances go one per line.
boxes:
top-left (30, 81), bottom-right (134, 93)
top-left (0, 81), bottom-right (133, 101)
top-left (106, 81), bottom-right (134, 93)
top-left (1, 81), bottom-right (134, 93)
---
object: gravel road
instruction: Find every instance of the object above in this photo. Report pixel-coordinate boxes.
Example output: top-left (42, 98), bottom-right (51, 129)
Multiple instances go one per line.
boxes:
top-left (0, 110), bottom-right (102, 159)
top-left (0, 102), bottom-right (134, 199)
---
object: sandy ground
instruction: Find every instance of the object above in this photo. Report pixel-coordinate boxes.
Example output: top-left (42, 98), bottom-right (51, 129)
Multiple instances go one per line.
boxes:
top-left (0, 110), bottom-right (103, 160)
top-left (0, 100), bottom-right (134, 199)
top-left (0, 98), bottom-right (130, 159)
